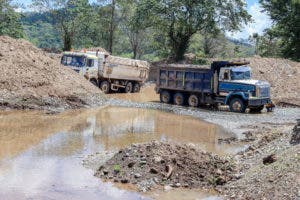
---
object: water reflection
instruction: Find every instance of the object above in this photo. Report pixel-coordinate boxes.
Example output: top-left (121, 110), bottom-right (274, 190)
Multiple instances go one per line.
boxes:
top-left (0, 106), bottom-right (237, 200)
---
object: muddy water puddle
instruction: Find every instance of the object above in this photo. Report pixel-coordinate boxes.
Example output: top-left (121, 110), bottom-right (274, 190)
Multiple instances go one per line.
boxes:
top-left (0, 106), bottom-right (241, 200)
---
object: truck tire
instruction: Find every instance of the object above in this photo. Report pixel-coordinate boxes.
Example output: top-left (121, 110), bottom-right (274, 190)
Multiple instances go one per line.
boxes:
top-left (188, 94), bottom-right (199, 107)
top-left (133, 83), bottom-right (140, 93)
top-left (160, 90), bottom-right (172, 103)
top-left (174, 93), bottom-right (185, 106)
top-left (90, 79), bottom-right (98, 87)
top-left (249, 106), bottom-right (264, 113)
top-left (100, 81), bottom-right (110, 94)
top-left (229, 98), bottom-right (246, 113)
top-left (125, 82), bottom-right (133, 93)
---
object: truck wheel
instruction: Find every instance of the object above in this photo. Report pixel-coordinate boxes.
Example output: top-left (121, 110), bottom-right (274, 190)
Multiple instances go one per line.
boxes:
top-left (174, 93), bottom-right (185, 106)
top-left (249, 106), bottom-right (264, 113)
top-left (100, 81), bottom-right (110, 94)
top-left (90, 79), bottom-right (98, 87)
top-left (125, 82), bottom-right (133, 93)
top-left (229, 98), bottom-right (246, 113)
top-left (188, 94), bottom-right (199, 107)
top-left (133, 83), bottom-right (140, 93)
top-left (160, 90), bottom-right (172, 103)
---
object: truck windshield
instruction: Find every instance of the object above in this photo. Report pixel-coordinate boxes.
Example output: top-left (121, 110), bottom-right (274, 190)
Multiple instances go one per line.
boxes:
top-left (61, 55), bottom-right (86, 67)
top-left (231, 67), bottom-right (251, 80)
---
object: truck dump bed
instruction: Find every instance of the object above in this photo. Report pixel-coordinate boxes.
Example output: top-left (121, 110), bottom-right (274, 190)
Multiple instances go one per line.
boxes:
top-left (157, 64), bottom-right (213, 93)
top-left (101, 56), bottom-right (150, 82)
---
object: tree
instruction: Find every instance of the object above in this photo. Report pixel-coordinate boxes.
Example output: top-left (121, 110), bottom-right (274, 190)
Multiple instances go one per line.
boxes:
top-left (135, 0), bottom-right (251, 61)
top-left (32, 0), bottom-right (92, 51)
top-left (0, 0), bottom-right (24, 38)
top-left (260, 0), bottom-right (300, 61)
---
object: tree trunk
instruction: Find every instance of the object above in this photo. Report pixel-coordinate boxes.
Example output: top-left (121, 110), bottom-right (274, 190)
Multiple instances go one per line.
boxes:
top-left (172, 37), bottom-right (190, 61)
top-left (63, 33), bottom-right (72, 51)
top-left (108, 0), bottom-right (116, 54)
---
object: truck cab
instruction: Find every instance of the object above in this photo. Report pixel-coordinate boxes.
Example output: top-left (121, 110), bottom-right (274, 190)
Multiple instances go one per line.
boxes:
top-left (218, 65), bottom-right (272, 112)
top-left (61, 52), bottom-right (104, 86)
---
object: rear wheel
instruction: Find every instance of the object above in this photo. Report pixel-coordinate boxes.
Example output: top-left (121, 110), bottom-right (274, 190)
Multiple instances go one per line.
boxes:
top-left (100, 81), bottom-right (110, 94)
top-left (229, 98), bottom-right (246, 113)
top-left (133, 83), bottom-right (140, 93)
top-left (188, 94), bottom-right (199, 107)
top-left (160, 90), bottom-right (172, 104)
top-left (125, 82), bottom-right (133, 93)
top-left (249, 106), bottom-right (264, 113)
top-left (174, 93), bottom-right (185, 106)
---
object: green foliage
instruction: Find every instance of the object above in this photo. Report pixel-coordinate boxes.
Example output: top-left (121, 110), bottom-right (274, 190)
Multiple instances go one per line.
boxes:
top-left (22, 12), bottom-right (61, 49)
top-left (32, 0), bottom-right (93, 51)
top-left (260, 0), bottom-right (300, 61)
top-left (135, 0), bottom-right (251, 61)
top-left (0, 0), bottom-right (24, 38)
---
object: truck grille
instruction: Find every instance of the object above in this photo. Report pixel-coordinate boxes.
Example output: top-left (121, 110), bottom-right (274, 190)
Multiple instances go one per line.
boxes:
top-left (259, 86), bottom-right (270, 98)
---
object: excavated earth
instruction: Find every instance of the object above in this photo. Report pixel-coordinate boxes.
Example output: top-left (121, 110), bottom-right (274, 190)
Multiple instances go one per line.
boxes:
top-left (0, 36), bottom-right (106, 112)
top-left (95, 141), bottom-right (238, 192)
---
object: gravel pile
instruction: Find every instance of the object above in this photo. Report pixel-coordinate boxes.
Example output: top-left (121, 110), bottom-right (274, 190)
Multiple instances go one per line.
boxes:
top-left (0, 36), bottom-right (106, 111)
top-left (95, 141), bottom-right (238, 192)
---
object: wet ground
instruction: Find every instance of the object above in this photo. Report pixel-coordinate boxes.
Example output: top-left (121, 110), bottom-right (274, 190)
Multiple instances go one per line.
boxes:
top-left (0, 106), bottom-right (238, 200)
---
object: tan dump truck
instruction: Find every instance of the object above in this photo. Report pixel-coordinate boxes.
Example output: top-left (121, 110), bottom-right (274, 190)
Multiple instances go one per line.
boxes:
top-left (61, 51), bottom-right (150, 93)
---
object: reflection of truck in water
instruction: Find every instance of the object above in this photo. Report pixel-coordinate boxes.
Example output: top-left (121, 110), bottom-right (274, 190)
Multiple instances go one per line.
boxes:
top-left (156, 61), bottom-right (273, 113)
top-left (61, 51), bottom-right (150, 93)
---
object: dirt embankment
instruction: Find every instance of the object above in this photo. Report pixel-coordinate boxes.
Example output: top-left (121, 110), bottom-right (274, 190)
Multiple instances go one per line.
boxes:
top-left (95, 141), bottom-right (238, 192)
top-left (149, 56), bottom-right (300, 107)
top-left (0, 36), bottom-right (106, 111)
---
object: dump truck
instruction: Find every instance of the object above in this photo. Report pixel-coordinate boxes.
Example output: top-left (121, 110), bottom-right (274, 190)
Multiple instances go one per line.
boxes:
top-left (61, 51), bottom-right (150, 93)
top-left (155, 61), bottom-right (273, 113)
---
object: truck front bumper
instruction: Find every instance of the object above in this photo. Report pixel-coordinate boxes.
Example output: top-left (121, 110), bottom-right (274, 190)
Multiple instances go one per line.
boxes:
top-left (248, 98), bottom-right (271, 106)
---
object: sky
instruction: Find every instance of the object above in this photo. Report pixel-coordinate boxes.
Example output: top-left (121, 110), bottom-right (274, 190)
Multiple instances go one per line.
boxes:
top-left (13, 0), bottom-right (272, 40)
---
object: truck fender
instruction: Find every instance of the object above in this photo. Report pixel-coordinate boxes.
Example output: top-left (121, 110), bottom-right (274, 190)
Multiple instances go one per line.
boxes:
top-left (225, 92), bottom-right (249, 105)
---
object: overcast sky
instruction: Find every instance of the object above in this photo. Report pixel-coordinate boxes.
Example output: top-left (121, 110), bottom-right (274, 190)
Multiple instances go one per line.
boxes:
top-left (13, 0), bottom-right (272, 39)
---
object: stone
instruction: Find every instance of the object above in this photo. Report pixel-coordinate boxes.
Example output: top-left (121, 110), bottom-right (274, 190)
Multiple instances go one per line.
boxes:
top-left (134, 173), bottom-right (142, 178)
top-left (164, 185), bottom-right (173, 191)
top-left (150, 168), bottom-right (159, 174)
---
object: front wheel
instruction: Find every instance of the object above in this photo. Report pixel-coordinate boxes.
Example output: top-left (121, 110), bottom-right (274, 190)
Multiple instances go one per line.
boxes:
top-left (229, 98), bottom-right (246, 113)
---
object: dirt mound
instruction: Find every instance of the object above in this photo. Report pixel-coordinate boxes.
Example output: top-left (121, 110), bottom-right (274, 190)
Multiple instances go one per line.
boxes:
top-left (95, 141), bottom-right (237, 192)
top-left (0, 36), bottom-right (105, 111)
top-left (248, 57), bottom-right (300, 106)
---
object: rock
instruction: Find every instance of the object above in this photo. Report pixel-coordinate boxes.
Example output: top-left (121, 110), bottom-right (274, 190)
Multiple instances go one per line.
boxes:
top-left (153, 156), bottom-right (162, 163)
top-left (164, 185), bottom-right (173, 191)
top-left (290, 120), bottom-right (300, 145)
top-left (263, 154), bottom-right (277, 165)
top-left (121, 179), bottom-right (129, 184)
top-left (128, 162), bottom-right (135, 168)
top-left (140, 160), bottom-right (147, 165)
top-left (174, 183), bottom-right (181, 187)
top-left (134, 173), bottom-right (142, 178)
top-left (150, 168), bottom-right (159, 174)
top-left (103, 170), bottom-right (109, 175)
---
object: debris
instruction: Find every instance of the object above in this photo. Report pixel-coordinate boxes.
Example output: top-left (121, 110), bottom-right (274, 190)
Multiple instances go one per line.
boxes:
top-left (263, 154), bottom-right (277, 165)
